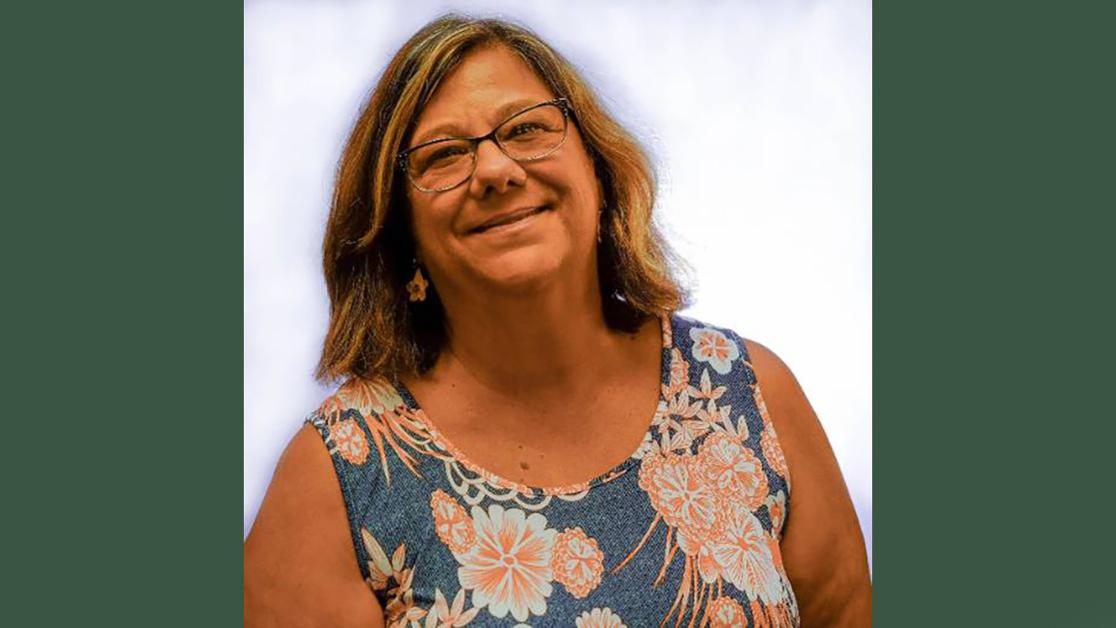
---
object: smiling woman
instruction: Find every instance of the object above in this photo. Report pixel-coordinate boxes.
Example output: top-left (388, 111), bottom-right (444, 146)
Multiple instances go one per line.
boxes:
top-left (404, 47), bottom-right (607, 308)
top-left (244, 14), bottom-right (870, 628)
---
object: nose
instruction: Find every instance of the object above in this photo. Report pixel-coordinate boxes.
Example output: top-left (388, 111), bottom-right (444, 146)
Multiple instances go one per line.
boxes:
top-left (468, 138), bottom-right (526, 198)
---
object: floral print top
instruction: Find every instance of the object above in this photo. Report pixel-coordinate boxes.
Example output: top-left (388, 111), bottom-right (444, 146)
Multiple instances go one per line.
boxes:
top-left (307, 315), bottom-right (799, 627)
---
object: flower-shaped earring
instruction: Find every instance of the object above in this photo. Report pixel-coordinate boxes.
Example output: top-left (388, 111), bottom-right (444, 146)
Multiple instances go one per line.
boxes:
top-left (406, 264), bottom-right (429, 302)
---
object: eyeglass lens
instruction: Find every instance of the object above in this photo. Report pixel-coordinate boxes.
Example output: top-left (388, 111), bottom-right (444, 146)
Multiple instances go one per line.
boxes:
top-left (405, 103), bottom-right (567, 192)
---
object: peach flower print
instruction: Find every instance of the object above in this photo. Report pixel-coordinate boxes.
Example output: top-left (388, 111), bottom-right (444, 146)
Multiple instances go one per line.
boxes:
top-left (385, 565), bottom-right (426, 627)
top-left (424, 588), bottom-right (480, 628)
top-left (575, 607), bottom-right (627, 628)
top-left (753, 385), bottom-right (773, 428)
top-left (708, 596), bottom-right (747, 627)
top-left (696, 542), bottom-right (722, 584)
top-left (714, 508), bottom-right (784, 604)
top-left (337, 376), bottom-right (405, 416)
top-left (638, 452), bottom-right (722, 551)
top-left (456, 504), bottom-right (556, 623)
top-left (329, 418), bottom-right (370, 465)
top-left (632, 431), bottom-right (656, 460)
top-left (668, 347), bottom-right (690, 395)
top-left (747, 599), bottom-right (797, 628)
top-left (761, 425), bottom-right (789, 484)
top-left (689, 327), bottom-right (739, 375)
top-left (550, 527), bottom-right (604, 598)
top-left (764, 532), bottom-right (785, 575)
top-left (430, 490), bottom-right (476, 554)
top-left (698, 432), bottom-right (769, 511)
top-left (758, 601), bottom-right (797, 628)
top-left (764, 491), bottom-right (787, 538)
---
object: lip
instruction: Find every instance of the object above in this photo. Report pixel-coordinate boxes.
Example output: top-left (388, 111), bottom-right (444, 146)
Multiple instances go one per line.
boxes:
top-left (468, 205), bottom-right (550, 234)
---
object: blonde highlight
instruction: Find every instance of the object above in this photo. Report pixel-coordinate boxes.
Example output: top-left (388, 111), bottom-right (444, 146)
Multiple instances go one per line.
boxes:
top-left (317, 15), bottom-right (689, 383)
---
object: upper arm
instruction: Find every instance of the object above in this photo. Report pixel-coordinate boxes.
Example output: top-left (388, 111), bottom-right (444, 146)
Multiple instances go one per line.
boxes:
top-left (244, 424), bottom-right (384, 628)
top-left (745, 339), bottom-right (871, 627)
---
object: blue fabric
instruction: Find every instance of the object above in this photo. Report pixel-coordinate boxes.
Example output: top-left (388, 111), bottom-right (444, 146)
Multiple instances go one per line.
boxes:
top-left (308, 314), bottom-right (799, 627)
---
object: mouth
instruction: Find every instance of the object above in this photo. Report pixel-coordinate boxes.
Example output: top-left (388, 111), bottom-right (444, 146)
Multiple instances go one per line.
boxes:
top-left (468, 205), bottom-right (552, 234)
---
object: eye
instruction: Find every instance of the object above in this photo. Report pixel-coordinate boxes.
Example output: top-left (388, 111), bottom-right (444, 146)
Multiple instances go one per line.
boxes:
top-left (506, 122), bottom-right (544, 137)
top-left (429, 145), bottom-right (468, 161)
top-left (416, 143), bottom-right (470, 171)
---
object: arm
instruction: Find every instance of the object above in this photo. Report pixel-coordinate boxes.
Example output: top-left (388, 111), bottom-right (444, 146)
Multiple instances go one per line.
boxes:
top-left (245, 424), bottom-right (385, 628)
top-left (746, 339), bottom-right (872, 626)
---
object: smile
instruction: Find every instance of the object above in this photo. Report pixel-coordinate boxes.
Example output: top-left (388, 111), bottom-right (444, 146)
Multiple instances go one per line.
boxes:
top-left (469, 205), bottom-right (551, 234)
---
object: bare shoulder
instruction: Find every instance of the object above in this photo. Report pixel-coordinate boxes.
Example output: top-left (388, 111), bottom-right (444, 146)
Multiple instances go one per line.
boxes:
top-left (744, 340), bottom-right (834, 460)
top-left (244, 424), bottom-right (384, 628)
top-left (744, 340), bottom-right (808, 425)
top-left (743, 339), bottom-right (872, 627)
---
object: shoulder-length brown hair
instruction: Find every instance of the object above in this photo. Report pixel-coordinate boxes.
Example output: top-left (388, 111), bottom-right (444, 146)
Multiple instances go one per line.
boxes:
top-left (317, 15), bottom-right (689, 382)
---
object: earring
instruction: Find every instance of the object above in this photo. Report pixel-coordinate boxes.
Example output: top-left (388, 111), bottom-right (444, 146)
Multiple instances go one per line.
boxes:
top-left (406, 264), bottom-right (429, 302)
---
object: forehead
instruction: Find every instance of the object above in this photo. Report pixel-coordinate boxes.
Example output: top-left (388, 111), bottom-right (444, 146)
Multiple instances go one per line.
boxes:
top-left (411, 45), bottom-right (556, 142)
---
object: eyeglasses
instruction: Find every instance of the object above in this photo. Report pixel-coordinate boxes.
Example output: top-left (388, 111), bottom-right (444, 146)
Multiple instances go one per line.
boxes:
top-left (398, 98), bottom-right (571, 193)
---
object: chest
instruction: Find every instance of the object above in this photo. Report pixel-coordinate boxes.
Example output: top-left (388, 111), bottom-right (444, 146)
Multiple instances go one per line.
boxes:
top-left (407, 375), bottom-right (660, 489)
top-left (318, 316), bottom-right (799, 626)
top-left (358, 425), bottom-right (799, 628)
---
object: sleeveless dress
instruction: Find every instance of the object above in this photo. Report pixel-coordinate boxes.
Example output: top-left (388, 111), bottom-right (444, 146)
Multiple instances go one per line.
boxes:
top-left (307, 314), bottom-right (800, 627)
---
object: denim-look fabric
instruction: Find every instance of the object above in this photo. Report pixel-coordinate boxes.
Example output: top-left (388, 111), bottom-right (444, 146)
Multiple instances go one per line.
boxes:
top-left (308, 314), bottom-right (799, 627)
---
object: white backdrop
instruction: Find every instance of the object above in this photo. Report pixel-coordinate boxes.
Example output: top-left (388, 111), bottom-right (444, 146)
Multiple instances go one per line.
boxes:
top-left (244, 0), bottom-right (872, 569)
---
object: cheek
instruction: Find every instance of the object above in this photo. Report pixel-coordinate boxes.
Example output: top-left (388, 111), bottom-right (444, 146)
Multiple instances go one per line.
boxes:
top-left (569, 160), bottom-right (604, 218)
top-left (407, 195), bottom-right (461, 261)
top-left (564, 138), bottom-right (603, 209)
top-left (405, 199), bottom-right (435, 259)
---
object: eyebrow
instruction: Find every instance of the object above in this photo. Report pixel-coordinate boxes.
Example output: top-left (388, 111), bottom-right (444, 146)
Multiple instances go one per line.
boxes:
top-left (411, 97), bottom-right (548, 146)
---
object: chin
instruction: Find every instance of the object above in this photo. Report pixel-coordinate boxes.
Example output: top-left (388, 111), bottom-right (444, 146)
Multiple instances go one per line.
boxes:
top-left (471, 249), bottom-right (568, 294)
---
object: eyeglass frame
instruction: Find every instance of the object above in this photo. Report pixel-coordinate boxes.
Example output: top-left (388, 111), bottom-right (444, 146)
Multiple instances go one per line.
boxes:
top-left (397, 98), bottom-right (572, 193)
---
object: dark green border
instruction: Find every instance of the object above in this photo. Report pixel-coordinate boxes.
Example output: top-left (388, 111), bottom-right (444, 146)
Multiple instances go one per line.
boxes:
top-left (4, 2), bottom-right (243, 624)
top-left (5, 1), bottom-right (1115, 624)
top-left (876, 2), bottom-right (1114, 624)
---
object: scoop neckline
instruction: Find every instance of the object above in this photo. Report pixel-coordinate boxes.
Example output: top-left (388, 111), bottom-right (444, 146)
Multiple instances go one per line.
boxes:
top-left (390, 314), bottom-right (673, 496)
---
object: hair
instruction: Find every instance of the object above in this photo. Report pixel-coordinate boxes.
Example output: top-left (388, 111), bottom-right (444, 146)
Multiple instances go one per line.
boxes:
top-left (316, 14), bottom-right (689, 382)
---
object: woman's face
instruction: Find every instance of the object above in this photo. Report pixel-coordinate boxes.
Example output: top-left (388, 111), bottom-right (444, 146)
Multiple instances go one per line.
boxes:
top-left (404, 45), bottom-right (603, 300)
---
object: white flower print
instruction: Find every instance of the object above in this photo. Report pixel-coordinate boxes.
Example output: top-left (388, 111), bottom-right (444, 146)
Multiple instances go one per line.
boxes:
top-left (713, 507), bottom-right (785, 604)
top-left (424, 588), bottom-right (480, 627)
top-left (575, 607), bottom-right (627, 628)
top-left (455, 504), bottom-right (556, 623)
top-left (689, 327), bottom-right (740, 375)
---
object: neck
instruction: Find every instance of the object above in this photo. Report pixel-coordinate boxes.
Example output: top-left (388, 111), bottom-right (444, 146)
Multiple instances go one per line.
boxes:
top-left (432, 275), bottom-right (630, 398)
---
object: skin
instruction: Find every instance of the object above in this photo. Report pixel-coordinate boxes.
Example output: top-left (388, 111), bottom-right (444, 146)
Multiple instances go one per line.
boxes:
top-left (747, 340), bottom-right (873, 625)
top-left (245, 44), bottom-right (871, 626)
top-left (403, 45), bottom-right (613, 400)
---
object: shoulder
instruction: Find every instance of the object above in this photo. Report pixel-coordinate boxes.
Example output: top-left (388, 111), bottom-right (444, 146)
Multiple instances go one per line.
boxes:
top-left (670, 315), bottom-right (806, 430)
top-left (741, 338), bottom-right (811, 430)
top-left (245, 420), bottom-right (384, 627)
top-left (671, 316), bottom-right (871, 622)
top-left (668, 315), bottom-right (789, 387)
top-left (245, 424), bottom-right (384, 627)
top-left (316, 376), bottom-right (408, 422)
top-left (678, 317), bottom-right (817, 474)
top-left (737, 337), bottom-right (827, 487)
top-left (736, 336), bottom-right (873, 624)
top-left (667, 314), bottom-right (748, 373)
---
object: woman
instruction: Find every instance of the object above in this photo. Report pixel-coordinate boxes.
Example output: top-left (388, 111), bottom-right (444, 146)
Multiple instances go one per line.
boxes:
top-left (245, 15), bottom-right (870, 627)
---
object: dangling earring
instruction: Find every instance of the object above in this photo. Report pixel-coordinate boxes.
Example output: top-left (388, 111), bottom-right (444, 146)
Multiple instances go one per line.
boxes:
top-left (406, 262), bottom-right (429, 303)
top-left (597, 206), bottom-right (605, 244)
